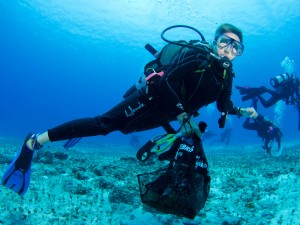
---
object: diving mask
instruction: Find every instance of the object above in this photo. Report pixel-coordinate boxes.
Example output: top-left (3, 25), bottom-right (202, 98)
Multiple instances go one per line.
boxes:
top-left (216, 34), bottom-right (244, 56)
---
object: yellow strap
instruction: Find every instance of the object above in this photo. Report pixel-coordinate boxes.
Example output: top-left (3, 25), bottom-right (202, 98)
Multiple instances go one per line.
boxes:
top-left (152, 134), bottom-right (177, 153)
top-left (223, 69), bottom-right (227, 79)
top-left (195, 69), bottom-right (205, 73)
top-left (220, 69), bottom-right (227, 90)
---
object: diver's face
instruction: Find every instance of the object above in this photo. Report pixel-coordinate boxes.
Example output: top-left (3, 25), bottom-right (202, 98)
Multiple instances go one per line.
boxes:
top-left (215, 32), bottom-right (243, 61)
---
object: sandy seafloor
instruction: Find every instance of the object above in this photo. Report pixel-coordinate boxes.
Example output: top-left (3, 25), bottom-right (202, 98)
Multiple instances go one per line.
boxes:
top-left (0, 137), bottom-right (299, 225)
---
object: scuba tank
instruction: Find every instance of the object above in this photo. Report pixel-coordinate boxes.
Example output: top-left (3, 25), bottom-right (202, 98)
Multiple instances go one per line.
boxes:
top-left (270, 73), bottom-right (293, 88)
top-left (123, 40), bottom-right (193, 99)
top-left (122, 44), bottom-right (157, 99)
top-left (123, 74), bottom-right (147, 99)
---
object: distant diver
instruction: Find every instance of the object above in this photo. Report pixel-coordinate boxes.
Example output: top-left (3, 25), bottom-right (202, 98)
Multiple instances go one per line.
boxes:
top-left (201, 130), bottom-right (218, 142)
top-left (236, 72), bottom-right (300, 130)
top-left (209, 128), bottom-right (232, 146)
top-left (130, 133), bottom-right (141, 148)
top-left (243, 98), bottom-right (283, 156)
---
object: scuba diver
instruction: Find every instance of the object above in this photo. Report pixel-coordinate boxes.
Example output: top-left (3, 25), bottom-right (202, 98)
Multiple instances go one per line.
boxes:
top-left (243, 98), bottom-right (283, 155)
top-left (236, 73), bottom-right (300, 107)
top-left (130, 133), bottom-right (141, 148)
top-left (138, 121), bottom-right (210, 219)
top-left (236, 73), bottom-right (300, 130)
top-left (201, 130), bottom-right (218, 142)
top-left (2, 23), bottom-right (257, 196)
top-left (209, 127), bottom-right (232, 146)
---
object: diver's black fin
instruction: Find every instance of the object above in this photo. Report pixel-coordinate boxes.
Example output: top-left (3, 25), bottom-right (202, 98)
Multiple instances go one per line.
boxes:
top-left (235, 86), bottom-right (250, 95)
top-left (238, 86), bottom-right (267, 101)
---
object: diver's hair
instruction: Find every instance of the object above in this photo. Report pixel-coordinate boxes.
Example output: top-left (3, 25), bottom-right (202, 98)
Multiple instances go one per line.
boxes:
top-left (214, 23), bottom-right (243, 43)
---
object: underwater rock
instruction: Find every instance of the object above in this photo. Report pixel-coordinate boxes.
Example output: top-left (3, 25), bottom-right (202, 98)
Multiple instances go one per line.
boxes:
top-left (108, 186), bottom-right (136, 204)
top-left (72, 166), bottom-right (87, 173)
top-left (55, 165), bottom-right (67, 174)
top-left (0, 154), bottom-right (11, 164)
top-left (65, 183), bottom-right (90, 195)
top-left (43, 167), bottom-right (58, 176)
top-left (34, 150), bottom-right (54, 164)
top-left (97, 176), bottom-right (115, 189)
top-left (53, 151), bottom-right (68, 160)
top-left (76, 171), bottom-right (89, 180)
top-left (93, 164), bottom-right (103, 176)
top-left (222, 218), bottom-right (243, 225)
top-left (119, 156), bottom-right (137, 163)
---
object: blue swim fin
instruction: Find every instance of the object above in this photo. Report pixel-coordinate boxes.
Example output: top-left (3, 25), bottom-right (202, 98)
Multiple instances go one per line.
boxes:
top-left (1, 133), bottom-right (35, 196)
top-left (63, 137), bottom-right (81, 149)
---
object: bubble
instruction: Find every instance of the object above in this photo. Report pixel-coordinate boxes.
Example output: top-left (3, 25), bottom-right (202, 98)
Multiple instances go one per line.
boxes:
top-left (280, 56), bottom-right (295, 74)
top-left (273, 100), bottom-right (286, 125)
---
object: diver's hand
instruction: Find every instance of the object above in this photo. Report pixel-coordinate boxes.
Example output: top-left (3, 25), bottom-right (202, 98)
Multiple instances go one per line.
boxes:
top-left (176, 112), bottom-right (202, 138)
top-left (239, 107), bottom-right (258, 118)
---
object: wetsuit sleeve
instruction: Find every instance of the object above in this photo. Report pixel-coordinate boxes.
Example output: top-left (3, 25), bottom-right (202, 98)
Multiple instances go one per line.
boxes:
top-left (158, 46), bottom-right (211, 116)
top-left (254, 115), bottom-right (266, 124)
top-left (243, 117), bottom-right (253, 129)
top-left (225, 101), bottom-right (239, 115)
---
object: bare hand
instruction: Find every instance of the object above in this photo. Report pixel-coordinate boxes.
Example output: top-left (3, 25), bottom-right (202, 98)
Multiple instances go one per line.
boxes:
top-left (240, 107), bottom-right (258, 118)
top-left (177, 112), bottom-right (202, 138)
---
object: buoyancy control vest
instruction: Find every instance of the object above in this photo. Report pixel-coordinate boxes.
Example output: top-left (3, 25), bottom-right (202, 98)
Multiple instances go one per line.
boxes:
top-left (123, 39), bottom-right (210, 98)
top-left (123, 25), bottom-right (234, 129)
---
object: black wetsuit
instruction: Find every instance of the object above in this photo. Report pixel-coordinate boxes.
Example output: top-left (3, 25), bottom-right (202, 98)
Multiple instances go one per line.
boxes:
top-left (48, 46), bottom-right (240, 142)
top-left (257, 83), bottom-right (294, 108)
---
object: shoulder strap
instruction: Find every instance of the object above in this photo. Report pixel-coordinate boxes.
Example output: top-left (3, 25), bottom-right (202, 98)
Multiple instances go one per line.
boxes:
top-left (218, 68), bottom-right (235, 128)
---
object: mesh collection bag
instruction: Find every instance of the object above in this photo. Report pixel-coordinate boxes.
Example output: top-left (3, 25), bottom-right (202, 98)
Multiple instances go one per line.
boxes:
top-left (137, 136), bottom-right (210, 220)
top-left (138, 165), bottom-right (209, 219)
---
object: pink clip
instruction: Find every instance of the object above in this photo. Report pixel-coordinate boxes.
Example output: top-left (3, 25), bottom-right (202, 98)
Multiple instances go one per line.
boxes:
top-left (145, 71), bottom-right (164, 81)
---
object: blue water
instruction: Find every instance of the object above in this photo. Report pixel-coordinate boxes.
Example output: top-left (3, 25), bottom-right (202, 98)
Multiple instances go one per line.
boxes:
top-left (0, 0), bottom-right (300, 146)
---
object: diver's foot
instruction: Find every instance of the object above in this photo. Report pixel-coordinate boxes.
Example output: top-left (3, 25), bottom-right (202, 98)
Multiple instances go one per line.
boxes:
top-left (1, 133), bottom-right (43, 195)
top-left (26, 133), bottom-right (43, 151)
